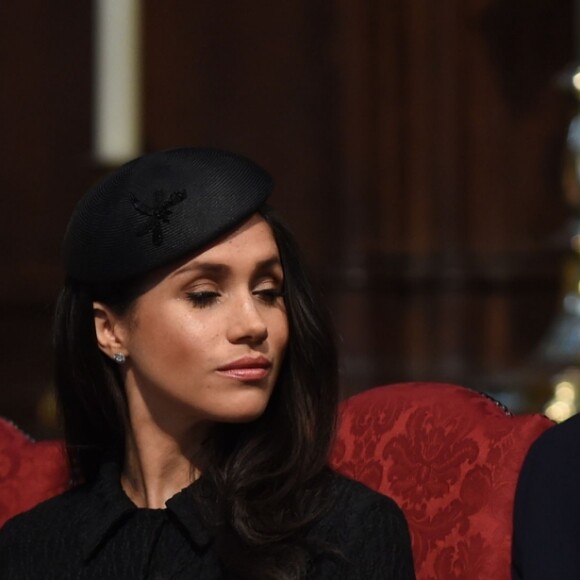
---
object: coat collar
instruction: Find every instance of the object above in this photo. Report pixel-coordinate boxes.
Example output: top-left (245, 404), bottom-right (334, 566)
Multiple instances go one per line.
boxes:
top-left (79, 461), bottom-right (212, 562)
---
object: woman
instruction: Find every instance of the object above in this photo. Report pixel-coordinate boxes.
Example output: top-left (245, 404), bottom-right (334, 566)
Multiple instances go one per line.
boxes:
top-left (0, 148), bottom-right (415, 579)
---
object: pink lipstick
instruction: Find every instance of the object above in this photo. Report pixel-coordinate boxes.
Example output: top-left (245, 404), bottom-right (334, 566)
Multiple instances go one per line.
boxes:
top-left (217, 356), bottom-right (272, 381)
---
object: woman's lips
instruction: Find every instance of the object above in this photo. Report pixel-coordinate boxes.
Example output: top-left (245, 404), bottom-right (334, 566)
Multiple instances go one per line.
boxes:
top-left (218, 368), bottom-right (270, 380)
top-left (217, 356), bottom-right (272, 381)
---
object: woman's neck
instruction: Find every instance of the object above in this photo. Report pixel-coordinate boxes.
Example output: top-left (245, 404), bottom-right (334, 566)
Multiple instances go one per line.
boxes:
top-left (121, 385), bottom-right (209, 509)
top-left (122, 431), bottom-right (199, 509)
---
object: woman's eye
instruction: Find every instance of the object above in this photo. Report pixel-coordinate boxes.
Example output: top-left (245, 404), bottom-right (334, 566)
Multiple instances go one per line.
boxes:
top-left (186, 291), bottom-right (220, 308)
top-left (254, 288), bottom-right (284, 304)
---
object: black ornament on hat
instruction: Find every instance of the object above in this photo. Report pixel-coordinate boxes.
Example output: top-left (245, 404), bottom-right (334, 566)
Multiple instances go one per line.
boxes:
top-left (63, 148), bottom-right (273, 284)
top-left (130, 189), bottom-right (187, 247)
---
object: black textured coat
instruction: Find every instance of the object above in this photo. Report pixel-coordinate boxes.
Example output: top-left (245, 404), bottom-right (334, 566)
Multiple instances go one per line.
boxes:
top-left (0, 463), bottom-right (415, 579)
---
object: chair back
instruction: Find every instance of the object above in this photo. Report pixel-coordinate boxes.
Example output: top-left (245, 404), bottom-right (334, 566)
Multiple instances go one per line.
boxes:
top-left (329, 382), bottom-right (553, 580)
top-left (0, 418), bottom-right (69, 526)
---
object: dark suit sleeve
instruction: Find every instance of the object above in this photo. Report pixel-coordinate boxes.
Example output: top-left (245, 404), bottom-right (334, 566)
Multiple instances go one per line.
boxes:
top-left (512, 415), bottom-right (580, 580)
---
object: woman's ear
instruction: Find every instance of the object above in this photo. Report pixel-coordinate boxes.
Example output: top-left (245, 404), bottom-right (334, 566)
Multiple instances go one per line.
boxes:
top-left (93, 302), bottom-right (128, 359)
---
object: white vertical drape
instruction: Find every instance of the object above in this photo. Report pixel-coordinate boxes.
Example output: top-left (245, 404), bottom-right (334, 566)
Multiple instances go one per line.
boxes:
top-left (93, 0), bottom-right (142, 164)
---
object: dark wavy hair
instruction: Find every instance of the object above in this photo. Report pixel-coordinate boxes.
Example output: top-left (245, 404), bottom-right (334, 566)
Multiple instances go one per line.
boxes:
top-left (53, 206), bottom-right (339, 579)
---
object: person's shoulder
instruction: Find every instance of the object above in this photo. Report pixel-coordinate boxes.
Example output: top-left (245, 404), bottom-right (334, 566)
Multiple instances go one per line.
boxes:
top-left (324, 470), bottom-right (408, 530)
top-left (513, 412), bottom-right (580, 578)
top-left (524, 413), bottom-right (579, 466)
top-left (312, 471), bottom-right (416, 578)
top-left (514, 413), bottom-right (580, 517)
top-left (0, 485), bottom-right (91, 578)
top-left (329, 470), bottom-right (399, 504)
top-left (1, 483), bottom-right (89, 546)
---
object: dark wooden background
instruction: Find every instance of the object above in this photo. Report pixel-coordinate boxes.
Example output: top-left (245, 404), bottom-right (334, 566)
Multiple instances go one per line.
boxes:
top-left (0, 0), bottom-right (574, 437)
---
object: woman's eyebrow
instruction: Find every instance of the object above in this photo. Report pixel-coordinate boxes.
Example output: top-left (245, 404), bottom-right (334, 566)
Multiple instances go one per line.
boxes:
top-left (171, 262), bottom-right (230, 278)
top-left (171, 256), bottom-right (282, 278)
top-left (254, 256), bottom-right (283, 272)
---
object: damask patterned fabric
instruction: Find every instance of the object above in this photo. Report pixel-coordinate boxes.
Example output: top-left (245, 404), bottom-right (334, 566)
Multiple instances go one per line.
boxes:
top-left (0, 419), bottom-right (68, 527)
top-left (329, 383), bottom-right (553, 580)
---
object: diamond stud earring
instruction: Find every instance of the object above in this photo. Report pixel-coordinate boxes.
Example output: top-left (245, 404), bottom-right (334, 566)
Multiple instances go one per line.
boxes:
top-left (113, 353), bottom-right (126, 364)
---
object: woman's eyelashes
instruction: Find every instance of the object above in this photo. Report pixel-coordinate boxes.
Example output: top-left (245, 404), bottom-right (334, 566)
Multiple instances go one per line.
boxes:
top-left (185, 284), bottom-right (284, 309)
top-left (185, 291), bottom-right (220, 308)
top-left (253, 287), bottom-right (284, 304)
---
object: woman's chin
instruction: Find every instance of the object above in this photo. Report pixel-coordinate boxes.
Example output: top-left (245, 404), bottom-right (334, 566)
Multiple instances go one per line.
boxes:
top-left (222, 405), bottom-right (269, 424)
top-left (205, 393), bottom-right (271, 424)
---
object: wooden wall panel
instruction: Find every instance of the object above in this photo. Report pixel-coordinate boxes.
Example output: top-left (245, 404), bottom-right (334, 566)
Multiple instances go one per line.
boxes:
top-left (0, 1), bottom-right (93, 435)
top-left (0, 0), bottom-right (575, 436)
top-left (329, 0), bottom-right (573, 394)
top-left (143, 1), bottom-right (342, 267)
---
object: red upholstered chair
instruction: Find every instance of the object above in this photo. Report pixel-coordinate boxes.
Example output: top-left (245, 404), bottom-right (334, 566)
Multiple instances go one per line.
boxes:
top-left (0, 418), bottom-right (69, 527)
top-left (329, 382), bottom-right (554, 580)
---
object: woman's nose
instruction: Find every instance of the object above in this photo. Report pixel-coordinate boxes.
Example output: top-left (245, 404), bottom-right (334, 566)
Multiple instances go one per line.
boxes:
top-left (227, 297), bottom-right (269, 344)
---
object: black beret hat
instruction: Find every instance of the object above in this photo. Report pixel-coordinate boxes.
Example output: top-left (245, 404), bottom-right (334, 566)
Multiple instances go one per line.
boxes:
top-left (64, 148), bottom-right (273, 283)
